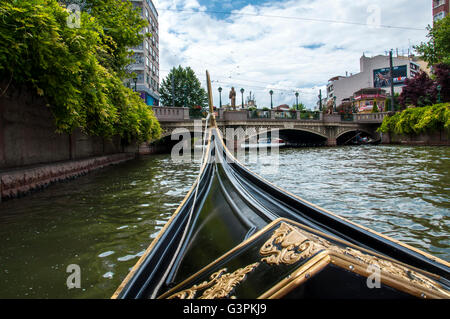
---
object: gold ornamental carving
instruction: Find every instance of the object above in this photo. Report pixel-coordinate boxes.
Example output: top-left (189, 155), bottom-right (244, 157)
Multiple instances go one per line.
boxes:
top-left (260, 222), bottom-right (448, 296)
top-left (167, 262), bottom-right (260, 299)
top-left (260, 222), bottom-right (324, 265)
top-left (165, 221), bottom-right (448, 299)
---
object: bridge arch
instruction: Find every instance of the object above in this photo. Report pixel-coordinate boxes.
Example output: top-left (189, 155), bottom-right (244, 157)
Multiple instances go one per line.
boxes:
top-left (227, 127), bottom-right (328, 147)
top-left (335, 129), bottom-right (376, 145)
top-left (335, 128), bottom-right (374, 140)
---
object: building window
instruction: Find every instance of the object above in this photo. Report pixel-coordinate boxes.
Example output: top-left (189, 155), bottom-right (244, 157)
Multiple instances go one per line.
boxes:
top-left (434, 0), bottom-right (445, 8)
top-left (434, 11), bottom-right (445, 22)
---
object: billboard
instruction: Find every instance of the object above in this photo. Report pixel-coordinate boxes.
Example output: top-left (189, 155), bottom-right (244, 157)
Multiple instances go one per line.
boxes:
top-left (373, 65), bottom-right (407, 88)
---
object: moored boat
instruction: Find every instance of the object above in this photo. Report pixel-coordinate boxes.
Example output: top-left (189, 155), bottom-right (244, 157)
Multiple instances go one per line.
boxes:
top-left (240, 138), bottom-right (286, 149)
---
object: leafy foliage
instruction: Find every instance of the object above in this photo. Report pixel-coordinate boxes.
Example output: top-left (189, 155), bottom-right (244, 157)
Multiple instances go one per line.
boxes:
top-left (378, 103), bottom-right (450, 135)
top-left (291, 103), bottom-right (306, 111)
top-left (371, 101), bottom-right (379, 113)
top-left (415, 15), bottom-right (450, 66)
top-left (0, 0), bottom-right (160, 142)
top-left (159, 66), bottom-right (208, 110)
top-left (398, 64), bottom-right (450, 109)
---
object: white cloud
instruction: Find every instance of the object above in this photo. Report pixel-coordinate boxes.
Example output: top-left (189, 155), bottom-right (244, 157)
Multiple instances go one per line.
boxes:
top-left (154, 0), bottom-right (431, 109)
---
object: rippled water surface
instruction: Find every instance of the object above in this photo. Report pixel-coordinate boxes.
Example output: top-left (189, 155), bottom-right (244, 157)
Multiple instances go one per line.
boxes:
top-left (242, 145), bottom-right (450, 260)
top-left (0, 145), bottom-right (448, 298)
top-left (0, 155), bottom-right (199, 298)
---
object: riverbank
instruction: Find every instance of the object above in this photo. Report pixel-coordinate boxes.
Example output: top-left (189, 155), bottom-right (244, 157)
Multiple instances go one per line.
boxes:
top-left (0, 153), bottom-right (135, 201)
top-left (378, 103), bottom-right (450, 146)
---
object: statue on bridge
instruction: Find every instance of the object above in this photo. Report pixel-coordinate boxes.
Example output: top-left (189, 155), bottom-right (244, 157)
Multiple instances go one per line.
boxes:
top-left (229, 87), bottom-right (236, 110)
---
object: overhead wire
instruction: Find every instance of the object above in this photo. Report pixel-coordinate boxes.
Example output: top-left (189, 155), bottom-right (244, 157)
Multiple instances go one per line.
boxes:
top-left (158, 7), bottom-right (427, 31)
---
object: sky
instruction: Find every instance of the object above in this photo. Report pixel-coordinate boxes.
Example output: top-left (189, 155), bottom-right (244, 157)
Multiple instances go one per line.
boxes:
top-left (152, 0), bottom-right (433, 109)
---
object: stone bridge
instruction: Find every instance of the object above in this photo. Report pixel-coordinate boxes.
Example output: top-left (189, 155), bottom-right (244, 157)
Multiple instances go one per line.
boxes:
top-left (151, 107), bottom-right (388, 146)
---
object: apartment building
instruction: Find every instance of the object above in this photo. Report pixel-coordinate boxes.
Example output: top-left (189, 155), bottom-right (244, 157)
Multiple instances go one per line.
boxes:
top-left (433, 0), bottom-right (449, 24)
top-left (129, 0), bottom-right (160, 106)
top-left (326, 54), bottom-right (428, 106)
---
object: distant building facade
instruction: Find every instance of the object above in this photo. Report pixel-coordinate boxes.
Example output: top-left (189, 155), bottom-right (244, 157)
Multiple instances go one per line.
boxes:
top-left (433, 0), bottom-right (449, 24)
top-left (128, 0), bottom-right (160, 106)
top-left (326, 54), bottom-right (429, 107)
top-left (353, 88), bottom-right (387, 113)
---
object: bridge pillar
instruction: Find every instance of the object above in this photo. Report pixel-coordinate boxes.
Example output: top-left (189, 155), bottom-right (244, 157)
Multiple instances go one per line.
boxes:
top-left (326, 138), bottom-right (337, 146)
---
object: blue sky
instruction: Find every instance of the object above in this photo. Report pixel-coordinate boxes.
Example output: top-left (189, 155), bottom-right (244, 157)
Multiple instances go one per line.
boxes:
top-left (154, 0), bottom-right (432, 109)
top-left (196, 0), bottom-right (285, 18)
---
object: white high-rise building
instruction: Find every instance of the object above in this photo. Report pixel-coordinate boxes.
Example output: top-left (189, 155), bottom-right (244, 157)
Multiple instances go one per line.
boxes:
top-left (129, 0), bottom-right (160, 106)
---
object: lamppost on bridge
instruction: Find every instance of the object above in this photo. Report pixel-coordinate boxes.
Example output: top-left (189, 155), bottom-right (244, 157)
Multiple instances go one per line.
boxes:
top-left (269, 90), bottom-right (274, 109)
top-left (240, 88), bottom-right (245, 109)
top-left (437, 85), bottom-right (442, 103)
top-left (218, 87), bottom-right (223, 108)
top-left (295, 92), bottom-right (299, 110)
top-left (133, 76), bottom-right (138, 92)
top-left (183, 84), bottom-right (187, 108)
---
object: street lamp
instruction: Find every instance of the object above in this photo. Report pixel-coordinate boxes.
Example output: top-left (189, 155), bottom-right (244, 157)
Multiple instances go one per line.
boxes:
top-left (240, 88), bottom-right (245, 109)
top-left (437, 85), bottom-right (442, 103)
top-left (269, 90), bottom-right (274, 109)
top-left (295, 92), bottom-right (299, 110)
top-left (333, 96), bottom-right (337, 113)
top-left (183, 84), bottom-right (187, 108)
top-left (133, 76), bottom-right (138, 92)
top-left (218, 87), bottom-right (223, 108)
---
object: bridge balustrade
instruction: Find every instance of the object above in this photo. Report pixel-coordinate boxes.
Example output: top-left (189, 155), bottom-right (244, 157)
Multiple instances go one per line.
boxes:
top-left (152, 106), bottom-right (190, 121)
top-left (152, 107), bottom-right (387, 124)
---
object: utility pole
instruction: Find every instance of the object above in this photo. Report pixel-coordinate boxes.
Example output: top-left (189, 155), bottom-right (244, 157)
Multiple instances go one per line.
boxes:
top-left (171, 73), bottom-right (175, 107)
top-left (319, 89), bottom-right (322, 111)
top-left (269, 90), bottom-right (273, 109)
top-left (389, 50), bottom-right (395, 112)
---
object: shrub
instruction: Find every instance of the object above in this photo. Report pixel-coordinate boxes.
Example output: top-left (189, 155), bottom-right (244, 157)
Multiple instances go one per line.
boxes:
top-left (0, 0), bottom-right (161, 142)
top-left (378, 103), bottom-right (450, 135)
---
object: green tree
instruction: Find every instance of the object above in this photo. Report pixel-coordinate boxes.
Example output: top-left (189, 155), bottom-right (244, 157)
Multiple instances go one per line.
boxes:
top-left (291, 102), bottom-right (306, 111)
top-left (83, 0), bottom-right (149, 78)
top-left (0, 0), bottom-right (160, 142)
top-left (372, 101), bottom-right (379, 113)
top-left (159, 66), bottom-right (208, 109)
top-left (415, 15), bottom-right (450, 66)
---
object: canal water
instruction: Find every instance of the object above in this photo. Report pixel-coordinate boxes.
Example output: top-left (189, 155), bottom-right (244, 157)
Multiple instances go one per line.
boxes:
top-left (0, 146), bottom-right (448, 298)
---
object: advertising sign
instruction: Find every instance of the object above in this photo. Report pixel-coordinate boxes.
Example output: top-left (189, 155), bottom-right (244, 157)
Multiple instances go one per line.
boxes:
top-left (373, 65), bottom-right (407, 88)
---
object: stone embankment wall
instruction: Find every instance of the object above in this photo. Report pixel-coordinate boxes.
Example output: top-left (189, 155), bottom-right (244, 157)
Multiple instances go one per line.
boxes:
top-left (0, 84), bottom-right (139, 200)
top-left (0, 153), bottom-right (134, 201)
top-left (0, 85), bottom-right (135, 169)
top-left (381, 130), bottom-right (450, 146)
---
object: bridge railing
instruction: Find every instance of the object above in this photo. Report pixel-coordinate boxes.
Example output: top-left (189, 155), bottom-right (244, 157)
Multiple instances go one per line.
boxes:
top-left (248, 110), bottom-right (271, 119)
top-left (354, 112), bottom-right (389, 123)
top-left (152, 106), bottom-right (190, 121)
top-left (220, 109), bottom-right (322, 121)
top-left (152, 107), bottom-right (388, 124)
